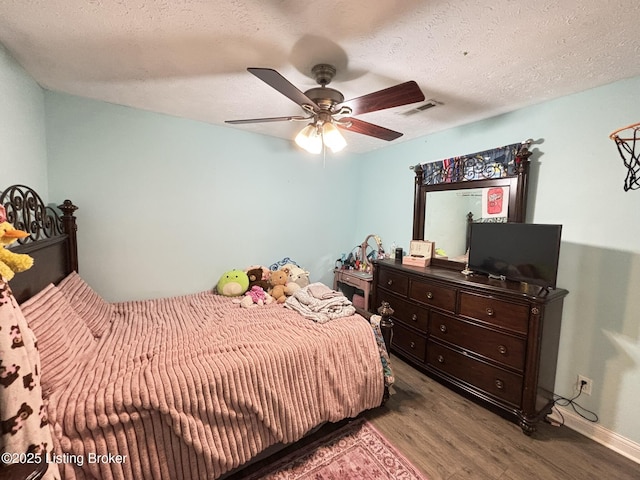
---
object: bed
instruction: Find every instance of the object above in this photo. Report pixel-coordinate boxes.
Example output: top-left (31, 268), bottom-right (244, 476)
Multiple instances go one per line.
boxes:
top-left (0, 184), bottom-right (394, 480)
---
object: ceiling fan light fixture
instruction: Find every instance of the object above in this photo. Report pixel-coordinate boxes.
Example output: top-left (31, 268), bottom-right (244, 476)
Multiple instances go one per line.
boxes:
top-left (227, 65), bottom-right (425, 153)
top-left (322, 122), bottom-right (347, 153)
top-left (295, 123), bottom-right (323, 154)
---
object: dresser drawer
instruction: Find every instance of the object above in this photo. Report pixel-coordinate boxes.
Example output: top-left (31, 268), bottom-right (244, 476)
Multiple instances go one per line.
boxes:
top-left (376, 291), bottom-right (429, 333)
top-left (459, 292), bottom-right (529, 334)
top-left (392, 322), bottom-right (427, 362)
top-left (337, 271), bottom-right (371, 290)
top-left (377, 268), bottom-right (409, 296)
top-left (427, 340), bottom-right (523, 407)
top-left (429, 311), bottom-right (526, 371)
top-left (409, 279), bottom-right (457, 312)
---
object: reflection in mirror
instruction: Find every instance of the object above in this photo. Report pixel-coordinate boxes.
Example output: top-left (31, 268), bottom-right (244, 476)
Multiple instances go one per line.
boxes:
top-left (425, 186), bottom-right (510, 261)
top-left (412, 140), bottom-right (532, 269)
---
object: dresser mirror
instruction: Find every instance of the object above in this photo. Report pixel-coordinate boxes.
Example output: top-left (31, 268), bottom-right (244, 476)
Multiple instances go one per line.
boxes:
top-left (412, 142), bottom-right (532, 269)
top-left (425, 185), bottom-right (511, 262)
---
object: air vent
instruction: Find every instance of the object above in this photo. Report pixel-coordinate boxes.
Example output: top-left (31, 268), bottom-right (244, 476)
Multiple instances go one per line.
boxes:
top-left (399, 99), bottom-right (443, 116)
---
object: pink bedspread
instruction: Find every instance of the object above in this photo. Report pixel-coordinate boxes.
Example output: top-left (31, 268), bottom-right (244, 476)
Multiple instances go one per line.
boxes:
top-left (48, 292), bottom-right (384, 479)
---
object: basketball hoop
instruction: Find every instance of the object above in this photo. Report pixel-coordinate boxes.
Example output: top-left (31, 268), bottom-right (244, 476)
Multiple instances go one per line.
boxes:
top-left (609, 122), bottom-right (640, 191)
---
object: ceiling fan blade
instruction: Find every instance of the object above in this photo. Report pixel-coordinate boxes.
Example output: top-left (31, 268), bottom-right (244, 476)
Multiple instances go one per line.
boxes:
top-left (337, 118), bottom-right (403, 141)
top-left (225, 115), bottom-right (310, 125)
top-left (339, 81), bottom-right (425, 116)
top-left (247, 68), bottom-right (319, 111)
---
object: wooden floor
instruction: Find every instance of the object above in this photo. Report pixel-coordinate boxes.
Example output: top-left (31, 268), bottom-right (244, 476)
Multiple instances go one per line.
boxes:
top-left (362, 356), bottom-right (639, 480)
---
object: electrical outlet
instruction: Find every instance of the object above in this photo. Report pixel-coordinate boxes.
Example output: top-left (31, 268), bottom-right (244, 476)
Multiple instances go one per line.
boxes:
top-left (577, 375), bottom-right (593, 395)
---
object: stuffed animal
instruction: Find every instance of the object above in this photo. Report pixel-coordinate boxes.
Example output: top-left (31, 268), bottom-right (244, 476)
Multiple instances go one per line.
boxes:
top-left (268, 269), bottom-right (290, 304)
top-left (238, 286), bottom-right (273, 308)
top-left (246, 267), bottom-right (271, 291)
top-left (246, 265), bottom-right (271, 282)
top-left (0, 206), bottom-right (33, 281)
top-left (282, 263), bottom-right (310, 288)
top-left (216, 269), bottom-right (249, 297)
top-left (284, 281), bottom-right (301, 296)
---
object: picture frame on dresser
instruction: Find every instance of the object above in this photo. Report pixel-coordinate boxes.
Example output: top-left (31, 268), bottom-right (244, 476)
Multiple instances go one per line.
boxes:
top-left (372, 141), bottom-right (569, 435)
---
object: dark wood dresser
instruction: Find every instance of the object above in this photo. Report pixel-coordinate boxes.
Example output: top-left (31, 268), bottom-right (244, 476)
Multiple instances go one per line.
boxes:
top-left (372, 258), bottom-right (568, 434)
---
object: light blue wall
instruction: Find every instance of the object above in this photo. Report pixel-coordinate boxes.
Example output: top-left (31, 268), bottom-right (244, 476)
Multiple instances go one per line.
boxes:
top-left (0, 44), bottom-right (48, 192)
top-left (355, 76), bottom-right (640, 446)
top-left (44, 92), bottom-right (359, 301)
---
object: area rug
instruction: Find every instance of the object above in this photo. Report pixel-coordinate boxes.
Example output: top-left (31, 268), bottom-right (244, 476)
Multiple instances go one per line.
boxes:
top-left (243, 418), bottom-right (428, 479)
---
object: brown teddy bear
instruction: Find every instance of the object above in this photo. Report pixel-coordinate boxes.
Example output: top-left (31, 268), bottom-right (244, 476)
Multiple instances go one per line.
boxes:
top-left (269, 269), bottom-right (289, 304)
top-left (246, 267), bottom-right (270, 291)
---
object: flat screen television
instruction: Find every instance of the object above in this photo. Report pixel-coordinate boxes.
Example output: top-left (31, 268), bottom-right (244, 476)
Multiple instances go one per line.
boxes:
top-left (468, 223), bottom-right (562, 289)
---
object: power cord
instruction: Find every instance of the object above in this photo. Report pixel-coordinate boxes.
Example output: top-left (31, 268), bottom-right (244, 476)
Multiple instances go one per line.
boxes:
top-left (548, 381), bottom-right (599, 426)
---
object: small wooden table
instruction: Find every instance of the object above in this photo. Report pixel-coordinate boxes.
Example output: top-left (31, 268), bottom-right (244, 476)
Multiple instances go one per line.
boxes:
top-left (333, 269), bottom-right (373, 312)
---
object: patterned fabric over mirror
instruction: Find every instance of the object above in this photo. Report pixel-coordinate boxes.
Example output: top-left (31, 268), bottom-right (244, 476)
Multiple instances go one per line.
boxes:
top-left (420, 142), bottom-right (524, 185)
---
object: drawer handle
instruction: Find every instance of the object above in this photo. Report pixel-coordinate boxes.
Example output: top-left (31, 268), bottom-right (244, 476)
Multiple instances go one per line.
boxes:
top-left (498, 345), bottom-right (507, 355)
top-left (437, 355), bottom-right (444, 363)
top-left (426, 291), bottom-right (434, 299)
top-left (411, 314), bottom-right (418, 322)
top-left (439, 324), bottom-right (447, 333)
top-left (486, 307), bottom-right (495, 316)
top-left (495, 379), bottom-right (504, 390)
top-left (410, 342), bottom-right (416, 349)
top-left (387, 279), bottom-right (394, 286)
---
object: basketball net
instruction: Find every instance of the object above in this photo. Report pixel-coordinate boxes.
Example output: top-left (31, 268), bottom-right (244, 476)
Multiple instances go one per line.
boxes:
top-left (610, 122), bottom-right (640, 191)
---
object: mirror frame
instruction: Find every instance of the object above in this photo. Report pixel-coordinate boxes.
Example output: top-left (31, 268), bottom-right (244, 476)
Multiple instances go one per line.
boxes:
top-left (412, 145), bottom-right (532, 270)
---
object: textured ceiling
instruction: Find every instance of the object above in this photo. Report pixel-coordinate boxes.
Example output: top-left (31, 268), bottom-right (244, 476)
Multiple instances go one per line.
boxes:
top-left (1, 1), bottom-right (639, 153)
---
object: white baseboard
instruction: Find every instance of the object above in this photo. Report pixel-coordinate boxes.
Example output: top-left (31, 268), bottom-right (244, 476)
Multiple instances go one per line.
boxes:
top-left (548, 407), bottom-right (640, 465)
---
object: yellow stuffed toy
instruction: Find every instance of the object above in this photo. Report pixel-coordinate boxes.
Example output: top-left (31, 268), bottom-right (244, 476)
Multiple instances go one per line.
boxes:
top-left (0, 205), bottom-right (33, 281)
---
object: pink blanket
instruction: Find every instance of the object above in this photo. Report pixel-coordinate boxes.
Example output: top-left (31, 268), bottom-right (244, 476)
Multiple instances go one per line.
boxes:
top-left (47, 291), bottom-right (384, 479)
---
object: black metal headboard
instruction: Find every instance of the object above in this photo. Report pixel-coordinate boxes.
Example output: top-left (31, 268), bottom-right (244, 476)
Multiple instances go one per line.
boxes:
top-left (0, 185), bottom-right (78, 303)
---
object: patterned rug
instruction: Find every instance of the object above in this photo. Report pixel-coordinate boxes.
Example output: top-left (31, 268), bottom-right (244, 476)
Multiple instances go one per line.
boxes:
top-left (244, 418), bottom-right (427, 479)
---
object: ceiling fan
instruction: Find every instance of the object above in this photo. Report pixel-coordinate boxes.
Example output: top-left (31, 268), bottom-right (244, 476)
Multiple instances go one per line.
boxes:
top-left (225, 64), bottom-right (426, 154)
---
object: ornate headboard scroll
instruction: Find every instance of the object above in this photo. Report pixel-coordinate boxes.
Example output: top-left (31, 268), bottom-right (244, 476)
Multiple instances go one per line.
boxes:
top-left (0, 185), bottom-right (78, 303)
